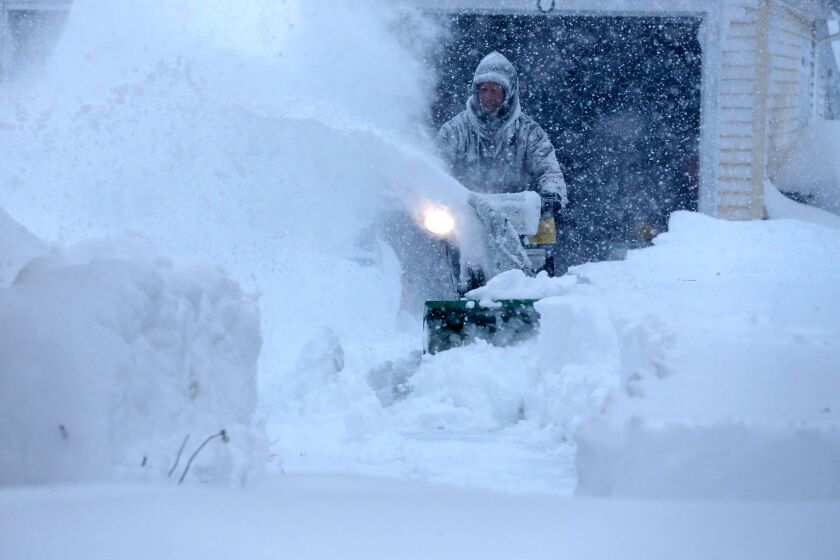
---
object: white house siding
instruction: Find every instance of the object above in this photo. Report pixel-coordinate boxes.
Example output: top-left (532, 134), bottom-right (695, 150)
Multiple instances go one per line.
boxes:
top-left (815, 21), bottom-right (840, 119)
top-left (717, 0), bottom-right (823, 219)
top-left (719, 1), bottom-right (765, 219)
top-left (766, 1), bottom-right (817, 177)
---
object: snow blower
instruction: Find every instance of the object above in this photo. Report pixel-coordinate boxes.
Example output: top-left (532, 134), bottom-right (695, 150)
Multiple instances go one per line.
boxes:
top-left (420, 191), bottom-right (557, 354)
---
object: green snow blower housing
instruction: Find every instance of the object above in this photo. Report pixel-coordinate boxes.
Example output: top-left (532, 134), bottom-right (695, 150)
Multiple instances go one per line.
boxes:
top-left (423, 299), bottom-right (540, 354)
top-left (417, 191), bottom-right (555, 354)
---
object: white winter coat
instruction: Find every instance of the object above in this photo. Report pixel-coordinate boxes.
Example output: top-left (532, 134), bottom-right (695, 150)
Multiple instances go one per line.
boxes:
top-left (436, 52), bottom-right (567, 206)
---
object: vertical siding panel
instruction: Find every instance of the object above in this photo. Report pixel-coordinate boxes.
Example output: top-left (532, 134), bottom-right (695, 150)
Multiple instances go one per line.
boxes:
top-left (766, 0), bottom-right (815, 183)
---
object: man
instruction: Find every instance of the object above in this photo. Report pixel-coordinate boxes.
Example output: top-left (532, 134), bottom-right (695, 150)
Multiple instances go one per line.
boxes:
top-left (436, 51), bottom-right (567, 214)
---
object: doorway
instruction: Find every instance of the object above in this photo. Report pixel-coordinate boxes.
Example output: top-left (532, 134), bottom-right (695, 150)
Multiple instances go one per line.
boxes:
top-left (430, 14), bottom-right (702, 269)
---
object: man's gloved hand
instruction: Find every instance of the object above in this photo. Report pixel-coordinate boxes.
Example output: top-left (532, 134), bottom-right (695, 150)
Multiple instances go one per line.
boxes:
top-left (541, 192), bottom-right (563, 217)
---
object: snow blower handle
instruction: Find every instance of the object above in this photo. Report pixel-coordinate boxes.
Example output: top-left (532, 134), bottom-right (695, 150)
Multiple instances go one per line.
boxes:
top-left (540, 192), bottom-right (563, 218)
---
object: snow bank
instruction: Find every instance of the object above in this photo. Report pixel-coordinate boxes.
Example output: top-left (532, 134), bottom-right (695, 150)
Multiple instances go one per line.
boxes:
top-left (576, 422), bottom-right (840, 500)
top-left (563, 212), bottom-right (840, 499)
top-left (373, 211), bottom-right (840, 498)
top-left (267, 209), bottom-right (840, 497)
top-left (773, 121), bottom-right (840, 215)
top-left (0, 211), bottom-right (263, 486)
top-left (765, 180), bottom-right (840, 230)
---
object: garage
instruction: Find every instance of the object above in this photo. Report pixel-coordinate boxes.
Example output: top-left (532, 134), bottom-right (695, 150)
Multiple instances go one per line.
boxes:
top-left (430, 13), bottom-right (702, 267)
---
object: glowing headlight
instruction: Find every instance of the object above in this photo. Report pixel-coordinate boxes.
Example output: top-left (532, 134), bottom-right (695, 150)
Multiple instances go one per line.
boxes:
top-left (422, 206), bottom-right (455, 236)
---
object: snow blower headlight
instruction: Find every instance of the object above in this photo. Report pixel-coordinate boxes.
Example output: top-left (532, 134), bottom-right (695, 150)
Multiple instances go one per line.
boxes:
top-left (422, 206), bottom-right (455, 237)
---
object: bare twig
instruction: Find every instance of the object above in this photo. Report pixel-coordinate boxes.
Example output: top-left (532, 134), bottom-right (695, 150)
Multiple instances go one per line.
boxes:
top-left (168, 435), bottom-right (191, 478)
top-left (178, 430), bottom-right (228, 485)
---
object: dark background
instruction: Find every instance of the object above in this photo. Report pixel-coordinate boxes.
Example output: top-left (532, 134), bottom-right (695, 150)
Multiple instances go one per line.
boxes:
top-left (429, 14), bottom-right (702, 271)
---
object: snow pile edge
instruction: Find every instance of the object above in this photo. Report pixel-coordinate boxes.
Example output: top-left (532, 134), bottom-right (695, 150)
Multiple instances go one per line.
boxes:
top-left (0, 211), bottom-right (264, 486)
top-left (565, 212), bottom-right (840, 500)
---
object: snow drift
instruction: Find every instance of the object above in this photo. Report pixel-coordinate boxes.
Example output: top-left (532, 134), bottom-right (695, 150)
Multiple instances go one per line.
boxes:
top-left (0, 209), bottom-right (263, 486)
top-left (765, 180), bottom-right (840, 230)
top-left (773, 121), bottom-right (840, 216)
top-left (566, 212), bottom-right (840, 500)
top-left (400, 209), bottom-right (840, 499)
top-left (265, 209), bottom-right (840, 498)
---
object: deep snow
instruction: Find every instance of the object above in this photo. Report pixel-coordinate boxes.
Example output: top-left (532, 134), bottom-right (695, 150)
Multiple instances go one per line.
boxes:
top-left (0, 210), bottom-right (264, 486)
top-left (565, 212), bottom-right (840, 499)
top-left (1, 0), bottom-right (840, 557)
top-left (774, 122), bottom-right (840, 215)
top-left (265, 211), bottom-right (840, 499)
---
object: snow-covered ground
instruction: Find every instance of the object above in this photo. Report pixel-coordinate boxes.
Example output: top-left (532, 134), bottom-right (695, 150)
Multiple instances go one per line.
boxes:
top-left (4, 476), bottom-right (840, 560)
top-left (565, 211), bottom-right (840, 499)
top-left (1, 0), bottom-right (840, 558)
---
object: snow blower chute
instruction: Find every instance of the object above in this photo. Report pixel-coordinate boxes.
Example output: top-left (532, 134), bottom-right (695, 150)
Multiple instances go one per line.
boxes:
top-left (420, 191), bottom-right (557, 354)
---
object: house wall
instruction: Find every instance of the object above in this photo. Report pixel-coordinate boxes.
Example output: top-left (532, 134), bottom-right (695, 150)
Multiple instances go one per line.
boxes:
top-left (767, 2), bottom-right (818, 179)
top-left (815, 21), bottom-right (840, 119)
top-left (718, 0), bottom-right (823, 219)
top-left (718, 0), bottom-right (767, 220)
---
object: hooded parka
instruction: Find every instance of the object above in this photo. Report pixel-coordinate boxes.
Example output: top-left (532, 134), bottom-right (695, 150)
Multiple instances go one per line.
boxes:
top-left (436, 52), bottom-right (567, 207)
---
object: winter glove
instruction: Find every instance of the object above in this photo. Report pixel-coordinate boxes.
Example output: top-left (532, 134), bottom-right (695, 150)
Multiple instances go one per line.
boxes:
top-left (541, 192), bottom-right (563, 217)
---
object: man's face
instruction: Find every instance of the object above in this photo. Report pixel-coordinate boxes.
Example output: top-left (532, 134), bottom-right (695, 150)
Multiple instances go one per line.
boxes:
top-left (476, 82), bottom-right (505, 113)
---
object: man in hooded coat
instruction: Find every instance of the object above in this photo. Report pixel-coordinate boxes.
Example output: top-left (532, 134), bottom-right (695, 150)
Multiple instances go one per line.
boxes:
top-left (436, 51), bottom-right (567, 213)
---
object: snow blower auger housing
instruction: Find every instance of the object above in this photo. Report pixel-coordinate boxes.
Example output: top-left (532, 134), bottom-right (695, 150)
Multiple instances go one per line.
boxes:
top-left (420, 191), bottom-right (556, 354)
top-left (424, 299), bottom-right (539, 354)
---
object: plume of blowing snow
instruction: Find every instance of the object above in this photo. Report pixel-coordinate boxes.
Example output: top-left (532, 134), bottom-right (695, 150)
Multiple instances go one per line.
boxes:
top-left (0, 0), bottom-right (464, 382)
top-left (0, 0), bottom-right (470, 484)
